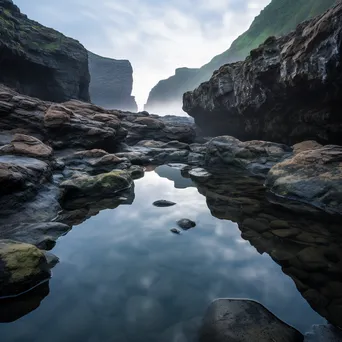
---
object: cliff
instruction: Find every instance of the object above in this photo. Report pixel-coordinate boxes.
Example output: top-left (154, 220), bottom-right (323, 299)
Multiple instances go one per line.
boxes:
top-left (145, 67), bottom-right (199, 114)
top-left (183, 3), bottom-right (342, 145)
top-left (0, 0), bottom-right (90, 103)
top-left (145, 0), bottom-right (336, 113)
top-left (88, 51), bottom-right (137, 112)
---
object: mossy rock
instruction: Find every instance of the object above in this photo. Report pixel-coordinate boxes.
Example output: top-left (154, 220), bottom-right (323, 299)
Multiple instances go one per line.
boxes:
top-left (0, 240), bottom-right (50, 297)
top-left (60, 170), bottom-right (133, 203)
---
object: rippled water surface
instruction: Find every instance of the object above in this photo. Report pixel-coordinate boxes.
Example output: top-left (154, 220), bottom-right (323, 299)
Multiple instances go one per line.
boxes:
top-left (0, 166), bottom-right (327, 342)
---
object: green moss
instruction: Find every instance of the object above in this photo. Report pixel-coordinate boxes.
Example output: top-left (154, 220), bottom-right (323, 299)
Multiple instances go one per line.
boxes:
top-left (1, 242), bottom-right (44, 283)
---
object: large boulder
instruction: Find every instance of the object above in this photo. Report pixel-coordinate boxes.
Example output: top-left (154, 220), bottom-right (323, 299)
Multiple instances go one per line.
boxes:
top-left (88, 51), bottom-right (137, 112)
top-left (199, 299), bottom-right (303, 342)
top-left (0, 240), bottom-right (51, 297)
top-left (0, 0), bottom-right (90, 102)
top-left (205, 135), bottom-right (291, 177)
top-left (183, 3), bottom-right (342, 145)
top-left (266, 145), bottom-right (342, 215)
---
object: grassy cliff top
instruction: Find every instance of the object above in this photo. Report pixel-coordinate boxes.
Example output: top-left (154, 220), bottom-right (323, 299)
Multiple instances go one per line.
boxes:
top-left (0, 0), bottom-right (87, 63)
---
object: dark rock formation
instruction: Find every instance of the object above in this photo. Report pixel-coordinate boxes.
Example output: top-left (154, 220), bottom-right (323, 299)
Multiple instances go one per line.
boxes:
top-left (183, 3), bottom-right (342, 145)
top-left (146, 0), bottom-right (335, 115)
top-left (199, 299), bottom-right (303, 342)
top-left (88, 51), bottom-right (137, 112)
top-left (266, 144), bottom-right (342, 215)
top-left (0, 0), bottom-right (90, 102)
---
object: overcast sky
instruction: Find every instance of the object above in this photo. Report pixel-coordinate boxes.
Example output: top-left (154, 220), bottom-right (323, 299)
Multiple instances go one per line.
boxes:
top-left (15, 0), bottom-right (270, 109)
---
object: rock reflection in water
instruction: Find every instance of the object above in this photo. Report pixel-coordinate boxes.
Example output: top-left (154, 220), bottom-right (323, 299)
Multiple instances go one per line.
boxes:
top-left (187, 167), bottom-right (342, 328)
top-left (0, 282), bottom-right (49, 323)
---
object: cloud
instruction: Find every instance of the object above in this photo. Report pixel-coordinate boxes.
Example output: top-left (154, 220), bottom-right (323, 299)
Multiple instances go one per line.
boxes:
top-left (14, 0), bottom-right (271, 109)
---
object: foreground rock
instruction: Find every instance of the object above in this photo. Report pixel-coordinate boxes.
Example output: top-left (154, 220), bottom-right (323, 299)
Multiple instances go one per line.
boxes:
top-left (88, 51), bottom-right (137, 112)
top-left (183, 3), bottom-right (342, 145)
top-left (266, 145), bottom-right (342, 215)
top-left (59, 170), bottom-right (133, 210)
top-left (0, 0), bottom-right (90, 102)
top-left (0, 240), bottom-right (50, 297)
top-left (199, 299), bottom-right (303, 342)
top-left (205, 136), bottom-right (291, 177)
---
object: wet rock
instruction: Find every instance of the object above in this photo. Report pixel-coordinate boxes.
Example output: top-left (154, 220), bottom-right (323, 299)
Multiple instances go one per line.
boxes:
top-left (0, 222), bottom-right (70, 250)
top-left (266, 145), bottom-right (342, 215)
top-left (272, 228), bottom-right (301, 239)
top-left (127, 165), bottom-right (145, 180)
top-left (205, 136), bottom-right (291, 177)
top-left (121, 112), bottom-right (196, 144)
top-left (0, 134), bottom-right (53, 159)
top-left (43, 252), bottom-right (59, 268)
top-left (0, 240), bottom-right (51, 297)
top-left (270, 220), bottom-right (290, 229)
top-left (183, 4), bottom-right (342, 145)
top-left (153, 200), bottom-right (176, 207)
top-left (59, 170), bottom-right (133, 210)
top-left (170, 228), bottom-right (181, 235)
top-left (189, 168), bottom-right (212, 182)
top-left (61, 149), bottom-right (130, 175)
top-left (199, 299), bottom-right (303, 342)
top-left (177, 219), bottom-right (196, 230)
top-left (0, 155), bottom-right (52, 216)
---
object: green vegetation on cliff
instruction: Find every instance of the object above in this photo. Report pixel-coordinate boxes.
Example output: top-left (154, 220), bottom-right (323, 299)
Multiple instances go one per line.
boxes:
top-left (145, 0), bottom-right (336, 112)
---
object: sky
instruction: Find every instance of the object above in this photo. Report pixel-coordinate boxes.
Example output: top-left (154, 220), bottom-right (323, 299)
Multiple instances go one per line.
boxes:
top-left (15, 0), bottom-right (271, 109)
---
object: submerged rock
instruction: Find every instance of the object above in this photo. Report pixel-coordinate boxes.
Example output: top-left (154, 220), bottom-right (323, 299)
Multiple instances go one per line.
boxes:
top-left (153, 200), bottom-right (176, 207)
top-left (183, 3), bottom-right (342, 145)
top-left (0, 240), bottom-right (50, 297)
top-left (266, 145), bottom-right (342, 215)
top-left (199, 299), bottom-right (304, 342)
top-left (177, 219), bottom-right (196, 230)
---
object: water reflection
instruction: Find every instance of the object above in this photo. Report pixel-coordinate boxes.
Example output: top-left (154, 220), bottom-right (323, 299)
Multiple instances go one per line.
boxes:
top-left (1, 166), bottom-right (340, 341)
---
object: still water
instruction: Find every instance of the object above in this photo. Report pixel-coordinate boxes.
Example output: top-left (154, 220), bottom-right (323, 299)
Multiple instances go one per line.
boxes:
top-left (0, 166), bottom-right (326, 341)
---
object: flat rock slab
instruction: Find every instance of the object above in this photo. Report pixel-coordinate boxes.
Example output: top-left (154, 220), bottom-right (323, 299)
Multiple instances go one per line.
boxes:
top-left (199, 299), bottom-right (304, 342)
top-left (153, 200), bottom-right (176, 207)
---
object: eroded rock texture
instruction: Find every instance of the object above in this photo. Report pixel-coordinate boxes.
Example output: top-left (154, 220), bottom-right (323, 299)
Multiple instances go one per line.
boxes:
top-left (183, 3), bottom-right (342, 145)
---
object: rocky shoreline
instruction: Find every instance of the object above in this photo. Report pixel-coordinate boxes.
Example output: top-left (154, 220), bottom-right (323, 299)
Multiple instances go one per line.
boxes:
top-left (0, 83), bottom-right (341, 308)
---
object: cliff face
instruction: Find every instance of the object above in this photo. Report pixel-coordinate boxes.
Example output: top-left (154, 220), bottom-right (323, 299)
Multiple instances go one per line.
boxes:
top-left (145, 0), bottom-right (336, 113)
top-left (183, 3), bottom-right (342, 145)
top-left (88, 51), bottom-right (137, 112)
top-left (0, 0), bottom-right (90, 103)
top-left (144, 67), bottom-right (199, 114)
